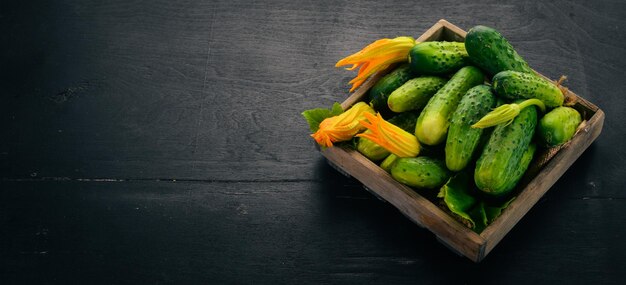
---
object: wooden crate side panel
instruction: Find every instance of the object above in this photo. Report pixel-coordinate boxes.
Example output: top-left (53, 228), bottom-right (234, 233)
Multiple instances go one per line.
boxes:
top-left (438, 19), bottom-right (467, 41)
top-left (320, 147), bottom-right (485, 261)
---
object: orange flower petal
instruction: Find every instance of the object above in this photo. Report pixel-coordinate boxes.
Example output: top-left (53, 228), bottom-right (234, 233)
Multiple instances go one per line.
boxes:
top-left (336, 37), bottom-right (415, 92)
top-left (311, 102), bottom-right (375, 147)
top-left (357, 112), bottom-right (420, 157)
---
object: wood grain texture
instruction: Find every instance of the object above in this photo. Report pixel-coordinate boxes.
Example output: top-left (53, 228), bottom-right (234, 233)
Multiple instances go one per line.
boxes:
top-left (0, 179), bottom-right (623, 283)
top-left (1, 0), bottom-right (625, 283)
top-left (322, 146), bottom-right (485, 260)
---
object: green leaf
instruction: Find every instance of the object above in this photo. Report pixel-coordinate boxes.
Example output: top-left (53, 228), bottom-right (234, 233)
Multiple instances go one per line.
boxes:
top-left (301, 102), bottom-right (344, 132)
top-left (469, 197), bottom-right (516, 233)
top-left (484, 197), bottom-right (516, 224)
top-left (438, 171), bottom-right (478, 228)
top-left (469, 202), bottom-right (488, 233)
top-left (330, 102), bottom-right (343, 116)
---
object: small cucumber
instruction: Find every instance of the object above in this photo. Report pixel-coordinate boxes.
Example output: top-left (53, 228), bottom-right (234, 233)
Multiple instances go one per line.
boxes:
top-left (465, 25), bottom-right (533, 76)
top-left (408, 41), bottom-right (469, 75)
top-left (499, 143), bottom-right (537, 192)
top-left (474, 103), bottom-right (538, 196)
top-left (368, 64), bottom-right (415, 112)
top-left (445, 85), bottom-right (496, 171)
top-left (387, 76), bottom-right (447, 113)
top-left (537, 106), bottom-right (582, 146)
top-left (492, 70), bottom-right (564, 108)
top-left (415, 66), bottom-right (485, 146)
top-left (380, 154), bottom-right (398, 173)
top-left (357, 112), bottom-right (419, 161)
top-left (391, 157), bottom-right (451, 189)
top-left (357, 132), bottom-right (390, 161)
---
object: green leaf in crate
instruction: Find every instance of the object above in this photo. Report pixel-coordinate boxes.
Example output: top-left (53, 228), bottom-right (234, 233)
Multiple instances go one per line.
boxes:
top-left (301, 102), bottom-right (344, 132)
top-left (485, 197), bottom-right (516, 224)
top-left (438, 171), bottom-right (478, 228)
top-left (469, 202), bottom-right (488, 233)
top-left (469, 197), bottom-right (516, 233)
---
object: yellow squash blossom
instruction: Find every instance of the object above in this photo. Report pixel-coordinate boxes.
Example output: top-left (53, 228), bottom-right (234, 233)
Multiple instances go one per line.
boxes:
top-left (311, 102), bottom-right (375, 147)
top-left (336, 36), bottom-right (416, 92)
top-left (472, 99), bottom-right (546, 129)
top-left (357, 112), bottom-right (420, 158)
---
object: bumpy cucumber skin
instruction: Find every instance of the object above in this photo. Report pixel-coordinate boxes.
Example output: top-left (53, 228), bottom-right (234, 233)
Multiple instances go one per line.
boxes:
top-left (409, 41), bottom-right (469, 75)
top-left (474, 104), bottom-right (538, 196)
top-left (500, 143), bottom-right (536, 192)
top-left (368, 64), bottom-right (414, 112)
top-left (445, 85), bottom-right (496, 171)
top-left (538, 107), bottom-right (582, 146)
top-left (414, 66), bottom-right (485, 146)
top-left (357, 132), bottom-right (390, 161)
top-left (465, 25), bottom-right (533, 76)
top-left (493, 70), bottom-right (564, 107)
top-left (391, 157), bottom-right (451, 189)
top-left (387, 76), bottom-right (447, 112)
top-left (357, 112), bottom-right (419, 161)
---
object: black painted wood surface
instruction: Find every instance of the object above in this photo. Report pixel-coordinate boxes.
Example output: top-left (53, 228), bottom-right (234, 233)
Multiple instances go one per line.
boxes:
top-left (1, 0), bottom-right (625, 283)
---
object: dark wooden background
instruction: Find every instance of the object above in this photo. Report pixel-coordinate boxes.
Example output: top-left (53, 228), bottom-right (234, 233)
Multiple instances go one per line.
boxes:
top-left (1, 0), bottom-right (625, 283)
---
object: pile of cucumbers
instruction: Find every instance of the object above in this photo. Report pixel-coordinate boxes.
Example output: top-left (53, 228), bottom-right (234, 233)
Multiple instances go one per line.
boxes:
top-left (358, 25), bottom-right (582, 231)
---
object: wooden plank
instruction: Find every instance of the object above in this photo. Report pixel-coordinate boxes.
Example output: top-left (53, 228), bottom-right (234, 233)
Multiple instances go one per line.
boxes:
top-left (1, 180), bottom-right (622, 283)
top-left (321, 147), bottom-right (485, 261)
top-left (439, 19), bottom-right (468, 41)
top-left (0, 1), bottom-right (623, 283)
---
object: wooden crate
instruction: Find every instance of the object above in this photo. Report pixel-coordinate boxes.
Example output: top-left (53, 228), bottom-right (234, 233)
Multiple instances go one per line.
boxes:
top-left (319, 19), bottom-right (605, 262)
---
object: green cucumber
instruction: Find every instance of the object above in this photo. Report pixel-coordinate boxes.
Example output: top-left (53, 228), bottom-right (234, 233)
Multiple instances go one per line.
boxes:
top-left (499, 143), bottom-right (537, 192)
top-left (380, 154), bottom-right (398, 173)
top-left (408, 41), bottom-right (469, 75)
top-left (465, 25), bottom-right (533, 76)
top-left (357, 112), bottom-right (419, 161)
top-left (356, 133), bottom-right (390, 161)
top-left (474, 103), bottom-right (538, 196)
top-left (414, 66), bottom-right (485, 146)
top-left (537, 106), bottom-right (582, 146)
top-left (368, 64), bottom-right (415, 112)
top-left (391, 156), bottom-right (451, 189)
top-left (445, 85), bottom-right (496, 171)
top-left (387, 76), bottom-right (447, 113)
top-left (492, 70), bottom-right (564, 108)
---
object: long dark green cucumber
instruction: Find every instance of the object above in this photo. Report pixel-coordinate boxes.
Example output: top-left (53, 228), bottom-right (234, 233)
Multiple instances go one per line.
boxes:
top-left (368, 64), bottom-right (415, 112)
top-left (387, 76), bottom-right (447, 112)
top-left (408, 41), bottom-right (469, 75)
top-left (474, 104), bottom-right (538, 196)
top-left (357, 112), bottom-right (419, 161)
top-left (499, 143), bottom-right (537, 192)
top-left (492, 70), bottom-right (564, 107)
top-left (445, 85), bottom-right (496, 171)
top-left (465, 25), bottom-right (533, 76)
top-left (414, 66), bottom-right (485, 146)
top-left (391, 156), bottom-right (450, 189)
top-left (537, 106), bottom-right (582, 146)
